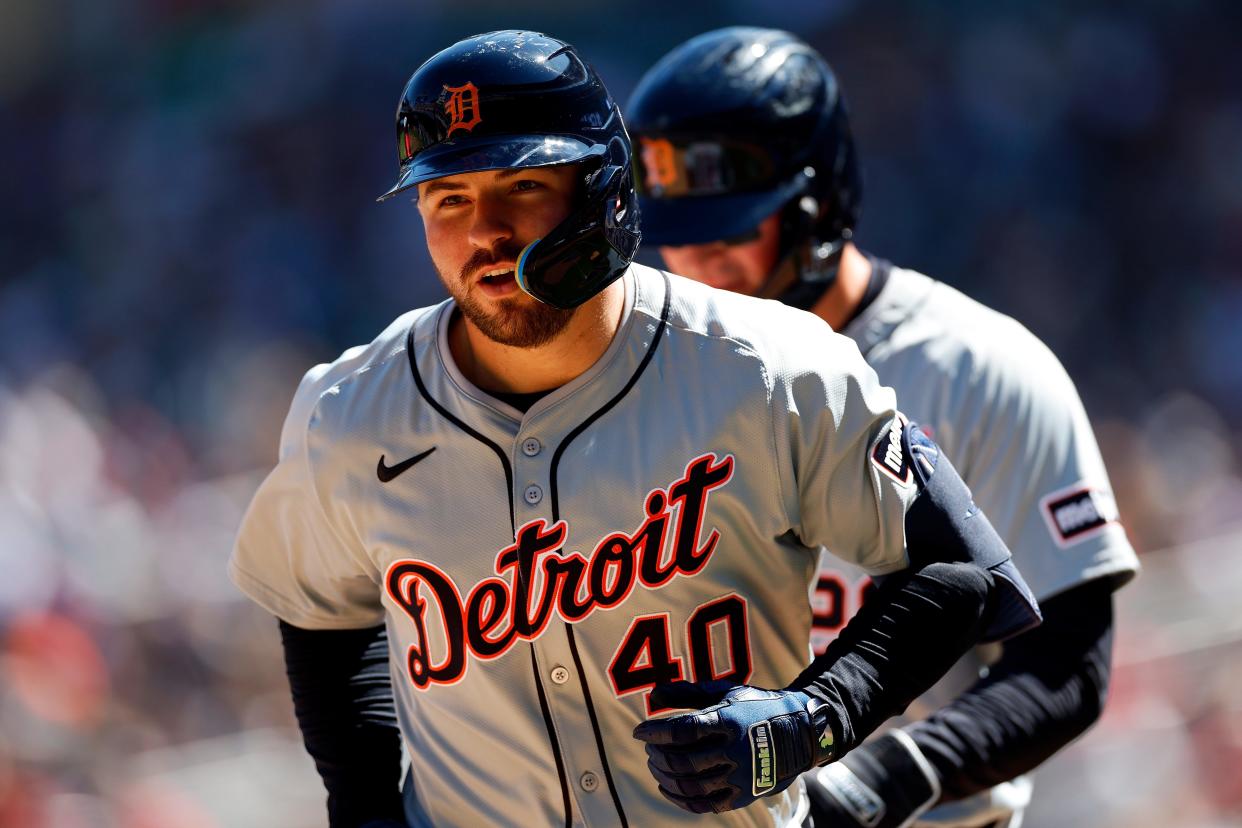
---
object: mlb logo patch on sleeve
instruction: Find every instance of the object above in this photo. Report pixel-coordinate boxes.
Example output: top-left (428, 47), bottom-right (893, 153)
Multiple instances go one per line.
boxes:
top-left (1040, 484), bottom-right (1121, 547)
top-left (870, 413), bottom-right (912, 486)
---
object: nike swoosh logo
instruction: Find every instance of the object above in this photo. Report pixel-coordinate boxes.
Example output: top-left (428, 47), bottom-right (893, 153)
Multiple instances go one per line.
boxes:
top-left (377, 447), bottom-right (436, 483)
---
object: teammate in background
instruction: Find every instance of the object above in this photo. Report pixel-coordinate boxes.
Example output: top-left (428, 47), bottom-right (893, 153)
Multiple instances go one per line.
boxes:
top-left (627, 27), bottom-right (1139, 828)
top-left (229, 30), bottom-right (1041, 828)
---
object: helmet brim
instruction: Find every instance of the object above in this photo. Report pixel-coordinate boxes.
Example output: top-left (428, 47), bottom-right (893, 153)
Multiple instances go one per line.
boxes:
top-left (636, 176), bottom-right (805, 247)
top-left (376, 135), bottom-right (603, 202)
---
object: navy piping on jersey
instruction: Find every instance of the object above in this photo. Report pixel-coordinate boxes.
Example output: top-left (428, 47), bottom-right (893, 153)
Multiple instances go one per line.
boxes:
top-left (405, 325), bottom-right (574, 828)
top-left (841, 254), bottom-right (893, 331)
top-left (548, 271), bottom-right (673, 828)
top-left (406, 326), bottom-right (518, 532)
top-left (849, 256), bottom-right (929, 362)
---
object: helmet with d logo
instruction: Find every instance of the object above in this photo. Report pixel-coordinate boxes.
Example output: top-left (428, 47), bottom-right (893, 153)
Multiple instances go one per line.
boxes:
top-left (378, 30), bottom-right (641, 310)
top-left (627, 27), bottom-right (861, 307)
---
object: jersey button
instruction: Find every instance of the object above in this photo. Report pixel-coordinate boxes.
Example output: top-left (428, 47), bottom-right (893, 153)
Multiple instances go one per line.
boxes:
top-left (580, 771), bottom-right (599, 793)
top-left (550, 666), bottom-right (569, 685)
top-left (523, 484), bottom-right (543, 505)
top-left (521, 437), bottom-right (541, 457)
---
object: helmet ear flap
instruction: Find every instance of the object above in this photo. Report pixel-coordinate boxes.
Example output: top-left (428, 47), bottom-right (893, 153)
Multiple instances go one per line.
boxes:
top-left (587, 137), bottom-right (632, 206)
top-left (585, 159), bottom-right (620, 201)
top-left (516, 149), bottom-right (641, 310)
top-left (775, 174), bottom-right (820, 261)
top-left (606, 134), bottom-right (629, 166)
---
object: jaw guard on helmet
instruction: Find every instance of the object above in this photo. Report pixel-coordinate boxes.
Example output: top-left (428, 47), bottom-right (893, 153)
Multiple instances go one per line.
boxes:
top-left (378, 30), bottom-right (641, 310)
top-left (626, 27), bottom-right (861, 308)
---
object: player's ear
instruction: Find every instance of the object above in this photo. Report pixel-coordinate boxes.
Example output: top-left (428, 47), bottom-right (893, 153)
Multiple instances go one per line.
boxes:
top-left (762, 212), bottom-right (783, 272)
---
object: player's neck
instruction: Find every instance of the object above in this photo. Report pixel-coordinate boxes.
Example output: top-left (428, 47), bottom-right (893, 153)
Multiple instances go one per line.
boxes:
top-left (452, 278), bottom-right (627, 395)
top-left (807, 243), bottom-right (871, 331)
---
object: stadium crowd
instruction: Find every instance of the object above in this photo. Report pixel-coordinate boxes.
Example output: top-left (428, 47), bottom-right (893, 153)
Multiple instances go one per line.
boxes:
top-left (1, 1), bottom-right (1238, 825)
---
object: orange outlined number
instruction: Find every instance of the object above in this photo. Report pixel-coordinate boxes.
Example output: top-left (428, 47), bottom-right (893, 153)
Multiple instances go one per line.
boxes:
top-left (687, 595), bottom-right (751, 684)
top-left (608, 613), bottom-right (685, 716)
top-left (444, 82), bottom-right (482, 136)
top-left (810, 576), bottom-right (874, 656)
top-left (609, 594), bottom-right (752, 715)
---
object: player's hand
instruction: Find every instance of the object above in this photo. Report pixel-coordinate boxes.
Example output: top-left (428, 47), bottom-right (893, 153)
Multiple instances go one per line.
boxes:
top-left (632, 681), bottom-right (836, 814)
top-left (357, 820), bottom-right (409, 828)
top-left (805, 730), bottom-right (939, 828)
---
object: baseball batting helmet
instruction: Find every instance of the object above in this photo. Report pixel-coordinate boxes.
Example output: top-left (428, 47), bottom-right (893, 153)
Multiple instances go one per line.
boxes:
top-left (627, 27), bottom-right (861, 306)
top-left (378, 30), bottom-right (641, 310)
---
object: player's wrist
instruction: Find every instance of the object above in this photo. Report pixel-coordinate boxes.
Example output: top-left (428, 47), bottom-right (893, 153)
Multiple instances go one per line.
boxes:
top-left (809, 729), bottom-right (940, 828)
top-left (800, 692), bottom-right (839, 767)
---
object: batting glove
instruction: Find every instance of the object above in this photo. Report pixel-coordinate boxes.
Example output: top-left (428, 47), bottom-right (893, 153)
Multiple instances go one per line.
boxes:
top-left (806, 729), bottom-right (940, 828)
top-left (632, 681), bottom-right (837, 814)
top-left (357, 821), bottom-right (409, 828)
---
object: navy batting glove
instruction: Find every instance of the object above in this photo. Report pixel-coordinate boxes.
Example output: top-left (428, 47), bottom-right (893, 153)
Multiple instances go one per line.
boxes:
top-left (806, 730), bottom-right (940, 828)
top-left (632, 681), bottom-right (837, 814)
top-left (357, 820), bottom-right (408, 828)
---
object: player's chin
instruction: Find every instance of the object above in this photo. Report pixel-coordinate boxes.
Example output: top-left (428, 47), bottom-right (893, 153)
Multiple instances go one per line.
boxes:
top-left (465, 301), bottom-right (575, 349)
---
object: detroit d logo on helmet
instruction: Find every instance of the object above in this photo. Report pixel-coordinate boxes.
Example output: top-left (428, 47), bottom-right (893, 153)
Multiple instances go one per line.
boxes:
top-left (444, 82), bottom-right (482, 136)
top-left (639, 137), bottom-right (678, 194)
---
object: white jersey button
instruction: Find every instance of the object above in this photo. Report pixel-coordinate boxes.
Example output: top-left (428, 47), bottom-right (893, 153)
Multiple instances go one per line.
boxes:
top-left (523, 484), bottom-right (543, 505)
top-left (549, 666), bottom-right (570, 685)
top-left (580, 771), bottom-right (599, 792)
top-left (522, 437), bottom-right (542, 457)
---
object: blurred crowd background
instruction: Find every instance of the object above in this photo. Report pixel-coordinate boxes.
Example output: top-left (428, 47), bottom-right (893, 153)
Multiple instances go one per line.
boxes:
top-left (2, 0), bottom-right (1240, 825)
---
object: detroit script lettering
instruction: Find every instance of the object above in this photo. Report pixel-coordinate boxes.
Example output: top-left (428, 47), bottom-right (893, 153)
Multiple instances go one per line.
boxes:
top-left (384, 453), bottom-right (735, 688)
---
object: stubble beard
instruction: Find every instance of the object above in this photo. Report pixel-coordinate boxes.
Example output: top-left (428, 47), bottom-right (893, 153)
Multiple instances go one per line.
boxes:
top-left (446, 245), bottom-right (576, 349)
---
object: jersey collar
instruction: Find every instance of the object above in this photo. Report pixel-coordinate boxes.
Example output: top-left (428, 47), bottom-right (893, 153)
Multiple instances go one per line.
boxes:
top-left (429, 266), bottom-right (646, 422)
top-left (841, 266), bottom-right (937, 359)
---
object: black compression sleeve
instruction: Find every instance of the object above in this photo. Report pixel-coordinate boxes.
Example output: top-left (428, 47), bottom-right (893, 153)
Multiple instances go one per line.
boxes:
top-left (788, 560), bottom-right (995, 755)
top-left (904, 578), bottom-right (1115, 802)
top-left (279, 620), bottom-right (405, 827)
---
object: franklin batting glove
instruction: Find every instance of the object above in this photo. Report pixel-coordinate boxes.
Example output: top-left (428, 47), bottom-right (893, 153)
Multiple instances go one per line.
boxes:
top-left (632, 681), bottom-right (837, 813)
top-left (807, 729), bottom-right (940, 828)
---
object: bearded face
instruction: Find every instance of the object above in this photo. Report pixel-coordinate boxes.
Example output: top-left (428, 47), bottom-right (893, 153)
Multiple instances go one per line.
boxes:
top-left (439, 241), bottom-right (575, 349)
top-left (418, 166), bottom-right (582, 348)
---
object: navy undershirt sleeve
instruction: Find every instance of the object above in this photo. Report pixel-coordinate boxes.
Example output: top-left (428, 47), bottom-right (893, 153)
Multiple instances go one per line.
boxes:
top-left (788, 560), bottom-right (997, 755)
top-left (904, 578), bottom-right (1116, 802)
top-left (279, 620), bottom-right (405, 827)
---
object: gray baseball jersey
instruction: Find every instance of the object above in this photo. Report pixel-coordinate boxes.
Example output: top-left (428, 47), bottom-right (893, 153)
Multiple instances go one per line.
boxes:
top-left (807, 264), bottom-right (1139, 827)
top-left (230, 264), bottom-right (929, 828)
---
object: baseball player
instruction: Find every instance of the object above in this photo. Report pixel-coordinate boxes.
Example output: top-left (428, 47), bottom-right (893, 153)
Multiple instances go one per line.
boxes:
top-left (229, 31), bottom-right (1041, 828)
top-left (627, 27), bottom-right (1139, 828)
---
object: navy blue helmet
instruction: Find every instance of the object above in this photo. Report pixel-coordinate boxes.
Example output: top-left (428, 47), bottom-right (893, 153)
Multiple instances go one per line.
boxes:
top-left (627, 28), bottom-right (861, 303)
top-left (379, 31), bottom-right (641, 310)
